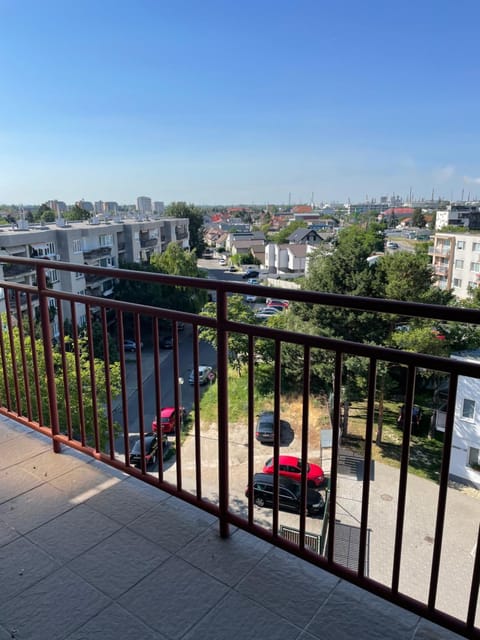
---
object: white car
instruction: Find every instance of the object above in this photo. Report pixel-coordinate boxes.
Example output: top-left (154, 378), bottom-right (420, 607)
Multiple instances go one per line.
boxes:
top-left (188, 365), bottom-right (216, 385)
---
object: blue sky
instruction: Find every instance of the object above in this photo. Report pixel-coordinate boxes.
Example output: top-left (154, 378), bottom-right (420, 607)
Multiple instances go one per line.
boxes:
top-left (1, 0), bottom-right (479, 206)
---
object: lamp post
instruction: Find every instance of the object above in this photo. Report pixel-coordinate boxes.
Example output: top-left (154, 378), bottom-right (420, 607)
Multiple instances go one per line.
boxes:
top-left (178, 377), bottom-right (184, 426)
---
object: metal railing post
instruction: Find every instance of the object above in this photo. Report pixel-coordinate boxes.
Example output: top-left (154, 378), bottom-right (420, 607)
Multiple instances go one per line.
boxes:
top-left (36, 265), bottom-right (61, 453)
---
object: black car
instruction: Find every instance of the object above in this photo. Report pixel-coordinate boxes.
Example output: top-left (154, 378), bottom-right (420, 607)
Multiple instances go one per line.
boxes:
top-left (255, 411), bottom-right (294, 446)
top-left (159, 335), bottom-right (173, 349)
top-left (242, 270), bottom-right (259, 279)
top-left (246, 473), bottom-right (325, 517)
top-left (129, 433), bottom-right (170, 468)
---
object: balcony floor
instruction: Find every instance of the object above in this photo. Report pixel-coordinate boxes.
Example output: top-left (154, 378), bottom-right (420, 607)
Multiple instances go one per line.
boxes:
top-left (0, 417), bottom-right (464, 640)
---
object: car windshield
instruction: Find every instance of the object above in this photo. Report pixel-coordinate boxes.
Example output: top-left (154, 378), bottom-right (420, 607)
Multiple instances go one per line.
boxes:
top-left (161, 416), bottom-right (170, 423)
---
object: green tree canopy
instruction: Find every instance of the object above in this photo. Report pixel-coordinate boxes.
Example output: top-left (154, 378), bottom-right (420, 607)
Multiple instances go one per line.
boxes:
top-left (165, 202), bottom-right (205, 256)
top-left (65, 204), bottom-right (91, 221)
top-left (412, 208), bottom-right (427, 228)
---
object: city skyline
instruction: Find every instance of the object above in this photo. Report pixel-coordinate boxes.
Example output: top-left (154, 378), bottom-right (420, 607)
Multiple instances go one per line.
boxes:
top-left (1, 0), bottom-right (480, 205)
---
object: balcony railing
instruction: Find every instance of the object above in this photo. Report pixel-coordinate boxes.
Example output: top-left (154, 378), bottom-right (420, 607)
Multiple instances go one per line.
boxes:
top-left (0, 255), bottom-right (479, 639)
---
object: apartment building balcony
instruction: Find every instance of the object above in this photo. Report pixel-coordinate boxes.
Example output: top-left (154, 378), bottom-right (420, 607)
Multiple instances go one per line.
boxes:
top-left (1, 262), bottom-right (36, 278)
top-left (140, 237), bottom-right (158, 249)
top-left (0, 256), bottom-right (478, 640)
top-left (434, 265), bottom-right (449, 276)
top-left (83, 246), bottom-right (112, 261)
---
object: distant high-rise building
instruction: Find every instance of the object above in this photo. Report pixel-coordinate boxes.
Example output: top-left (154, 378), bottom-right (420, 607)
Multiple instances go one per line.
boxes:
top-left (47, 200), bottom-right (67, 215)
top-left (137, 197), bottom-right (152, 215)
top-left (103, 201), bottom-right (118, 215)
top-left (153, 201), bottom-right (164, 214)
top-left (75, 200), bottom-right (94, 213)
top-left (94, 201), bottom-right (104, 214)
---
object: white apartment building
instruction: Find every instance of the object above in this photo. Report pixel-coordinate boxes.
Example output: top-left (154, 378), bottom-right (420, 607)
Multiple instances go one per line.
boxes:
top-left (431, 231), bottom-right (480, 299)
top-left (137, 197), bottom-right (152, 215)
top-left (434, 351), bottom-right (480, 488)
top-left (0, 213), bottom-right (189, 335)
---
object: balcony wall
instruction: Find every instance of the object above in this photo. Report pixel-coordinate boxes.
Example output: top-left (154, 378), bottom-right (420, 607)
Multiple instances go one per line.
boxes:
top-left (0, 255), bottom-right (478, 639)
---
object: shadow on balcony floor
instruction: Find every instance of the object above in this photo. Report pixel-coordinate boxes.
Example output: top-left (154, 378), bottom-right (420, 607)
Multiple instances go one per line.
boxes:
top-left (0, 418), bottom-right (465, 640)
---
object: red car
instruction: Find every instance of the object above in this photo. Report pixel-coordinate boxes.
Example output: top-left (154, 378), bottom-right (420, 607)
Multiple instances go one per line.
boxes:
top-left (262, 455), bottom-right (325, 487)
top-left (152, 407), bottom-right (186, 434)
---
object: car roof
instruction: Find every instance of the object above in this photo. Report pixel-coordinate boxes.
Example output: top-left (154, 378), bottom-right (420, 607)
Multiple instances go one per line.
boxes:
top-left (268, 455), bottom-right (300, 466)
top-left (160, 407), bottom-right (175, 418)
top-left (198, 365), bottom-right (210, 373)
top-left (252, 472), bottom-right (299, 489)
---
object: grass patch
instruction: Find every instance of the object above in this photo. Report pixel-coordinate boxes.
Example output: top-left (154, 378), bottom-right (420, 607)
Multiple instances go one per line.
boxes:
top-left (344, 400), bottom-right (443, 482)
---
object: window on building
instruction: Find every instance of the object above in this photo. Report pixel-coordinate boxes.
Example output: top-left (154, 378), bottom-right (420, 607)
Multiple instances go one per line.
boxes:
top-left (457, 240), bottom-right (465, 250)
top-left (453, 278), bottom-right (462, 288)
top-left (99, 234), bottom-right (113, 247)
top-left (73, 239), bottom-right (83, 254)
top-left (462, 398), bottom-right (476, 420)
top-left (470, 262), bottom-right (480, 273)
top-left (473, 242), bottom-right (480, 252)
top-left (468, 447), bottom-right (479, 469)
top-left (48, 269), bottom-right (59, 283)
top-left (455, 259), bottom-right (464, 269)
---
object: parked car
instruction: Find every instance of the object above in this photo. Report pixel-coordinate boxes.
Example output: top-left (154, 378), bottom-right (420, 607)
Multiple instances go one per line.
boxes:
top-left (246, 473), bottom-right (325, 517)
top-left (266, 298), bottom-right (289, 308)
top-left (244, 294), bottom-right (257, 303)
top-left (267, 304), bottom-right (286, 313)
top-left (159, 335), bottom-right (173, 349)
top-left (386, 241), bottom-right (399, 249)
top-left (129, 433), bottom-right (168, 468)
top-left (247, 278), bottom-right (260, 285)
top-left (228, 265), bottom-right (237, 272)
top-left (255, 411), bottom-right (294, 445)
top-left (262, 455), bottom-right (325, 487)
top-left (152, 407), bottom-right (186, 434)
top-left (188, 365), bottom-right (216, 385)
top-left (242, 270), bottom-right (259, 279)
top-left (123, 339), bottom-right (143, 352)
top-left (255, 307), bottom-right (281, 321)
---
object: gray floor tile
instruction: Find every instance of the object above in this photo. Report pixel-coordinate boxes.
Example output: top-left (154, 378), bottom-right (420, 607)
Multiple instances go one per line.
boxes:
top-left (0, 465), bottom-right (43, 504)
top-left (307, 579), bottom-right (420, 640)
top-left (414, 619), bottom-right (466, 639)
top-left (49, 464), bottom-right (123, 502)
top-left (182, 590), bottom-right (302, 640)
top-left (0, 483), bottom-right (72, 534)
top-left (0, 432), bottom-right (51, 469)
top-left (68, 527), bottom-right (170, 598)
top-left (0, 518), bottom-right (19, 546)
top-left (0, 536), bottom-right (60, 604)
top-left (0, 624), bottom-right (12, 639)
top-left (127, 497), bottom-right (216, 553)
top-left (26, 503), bottom-right (121, 562)
top-left (0, 567), bottom-right (110, 640)
top-left (17, 447), bottom-right (89, 482)
top-left (118, 555), bottom-right (228, 638)
top-left (237, 546), bottom-right (339, 627)
top-left (85, 476), bottom-right (169, 524)
top-left (178, 525), bottom-right (271, 586)
top-left (65, 602), bottom-right (167, 640)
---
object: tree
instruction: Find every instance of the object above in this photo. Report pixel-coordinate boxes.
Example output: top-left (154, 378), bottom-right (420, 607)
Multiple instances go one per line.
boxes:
top-left (199, 295), bottom-right (256, 373)
top-left (36, 203), bottom-right (55, 222)
top-left (412, 208), bottom-right (426, 228)
top-left (165, 202), bottom-right (205, 256)
top-left (65, 205), bottom-right (90, 221)
top-left (0, 316), bottom-right (121, 449)
top-left (113, 244), bottom-right (208, 336)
